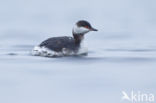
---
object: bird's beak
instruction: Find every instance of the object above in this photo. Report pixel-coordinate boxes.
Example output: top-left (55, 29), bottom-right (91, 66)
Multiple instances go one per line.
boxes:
top-left (90, 27), bottom-right (98, 31)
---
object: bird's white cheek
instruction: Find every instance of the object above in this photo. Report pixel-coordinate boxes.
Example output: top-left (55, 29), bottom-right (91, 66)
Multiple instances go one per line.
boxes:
top-left (73, 26), bottom-right (89, 34)
top-left (79, 27), bottom-right (89, 33)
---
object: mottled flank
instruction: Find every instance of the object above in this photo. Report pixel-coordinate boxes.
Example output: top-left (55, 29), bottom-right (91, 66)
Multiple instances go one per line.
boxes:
top-left (32, 45), bottom-right (88, 57)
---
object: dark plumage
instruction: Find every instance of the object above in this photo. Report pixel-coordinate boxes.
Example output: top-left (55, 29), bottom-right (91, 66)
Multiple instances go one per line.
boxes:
top-left (39, 36), bottom-right (79, 52)
top-left (77, 20), bottom-right (92, 28)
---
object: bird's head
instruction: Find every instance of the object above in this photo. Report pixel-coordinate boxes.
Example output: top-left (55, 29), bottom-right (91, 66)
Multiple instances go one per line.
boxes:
top-left (72, 20), bottom-right (98, 35)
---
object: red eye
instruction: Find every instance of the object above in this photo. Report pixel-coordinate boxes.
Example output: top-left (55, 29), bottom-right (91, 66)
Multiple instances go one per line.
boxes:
top-left (85, 26), bottom-right (89, 29)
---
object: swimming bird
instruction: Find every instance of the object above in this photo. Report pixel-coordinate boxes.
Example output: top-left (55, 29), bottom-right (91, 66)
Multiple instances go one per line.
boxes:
top-left (32, 20), bottom-right (98, 57)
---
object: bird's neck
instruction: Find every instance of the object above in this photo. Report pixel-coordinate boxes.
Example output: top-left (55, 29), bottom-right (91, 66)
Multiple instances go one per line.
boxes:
top-left (73, 33), bottom-right (84, 46)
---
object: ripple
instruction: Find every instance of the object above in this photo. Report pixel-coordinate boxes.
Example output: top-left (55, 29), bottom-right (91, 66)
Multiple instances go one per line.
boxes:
top-left (44, 56), bottom-right (156, 63)
top-left (105, 48), bottom-right (156, 52)
top-left (7, 53), bottom-right (18, 56)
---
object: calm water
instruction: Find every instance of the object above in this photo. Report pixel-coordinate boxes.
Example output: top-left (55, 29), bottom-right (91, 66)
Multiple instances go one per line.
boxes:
top-left (0, 0), bottom-right (156, 103)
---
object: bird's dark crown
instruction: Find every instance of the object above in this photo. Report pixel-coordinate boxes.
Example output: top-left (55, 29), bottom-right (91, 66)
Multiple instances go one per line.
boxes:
top-left (76, 20), bottom-right (92, 29)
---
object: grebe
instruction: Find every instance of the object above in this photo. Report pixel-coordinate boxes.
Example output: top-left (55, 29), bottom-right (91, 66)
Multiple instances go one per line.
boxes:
top-left (32, 20), bottom-right (98, 57)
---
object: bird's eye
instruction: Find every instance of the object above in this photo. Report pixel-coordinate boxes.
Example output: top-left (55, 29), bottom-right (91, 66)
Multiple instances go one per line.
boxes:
top-left (84, 26), bottom-right (89, 29)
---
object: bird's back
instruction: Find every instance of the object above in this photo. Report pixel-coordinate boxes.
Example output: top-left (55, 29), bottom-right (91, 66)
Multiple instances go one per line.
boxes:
top-left (39, 36), bottom-right (78, 52)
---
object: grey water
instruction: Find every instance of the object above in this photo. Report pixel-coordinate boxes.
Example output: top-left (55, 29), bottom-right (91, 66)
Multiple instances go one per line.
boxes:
top-left (0, 0), bottom-right (156, 103)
